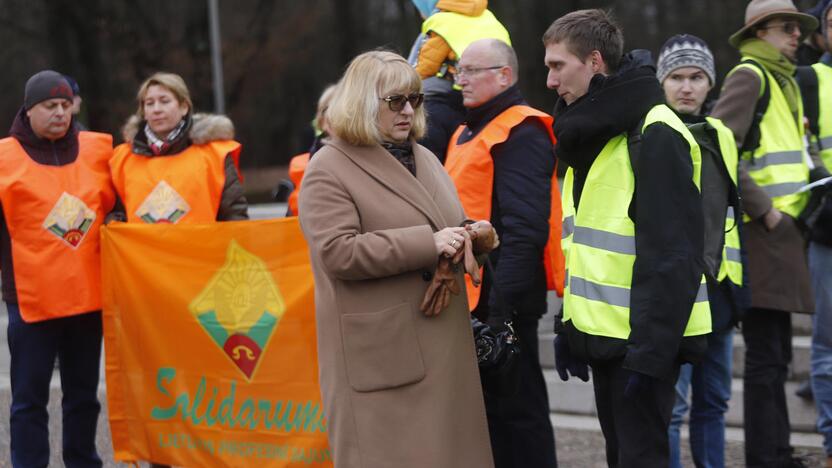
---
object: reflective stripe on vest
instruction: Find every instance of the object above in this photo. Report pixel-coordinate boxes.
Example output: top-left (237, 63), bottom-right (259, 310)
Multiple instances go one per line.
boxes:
top-left (445, 105), bottom-right (564, 311)
top-left (733, 60), bottom-right (809, 219)
top-left (287, 152), bottom-right (310, 217)
top-left (111, 140), bottom-right (239, 224)
top-left (706, 116), bottom-right (743, 287)
top-left (563, 104), bottom-right (711, 339)
top-left (0, 132), bottom-right (115, 322)
top-left (561, 169), bottom-right (575, 321)
top-left (812, 63), bottom-right (832, 171)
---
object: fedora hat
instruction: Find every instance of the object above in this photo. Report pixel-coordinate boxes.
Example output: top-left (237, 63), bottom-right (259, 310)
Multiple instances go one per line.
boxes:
top-left (729, 0), bottom-right (818, 47)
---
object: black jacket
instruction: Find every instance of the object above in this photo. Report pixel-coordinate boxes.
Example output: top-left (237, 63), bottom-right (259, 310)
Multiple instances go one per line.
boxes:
top-left (458, 85), bottom-right (555, 324)
top-left (554, 51), bottom-right (707, 381)
top-left (1, 109), bottom-right (82, 303)
top-left (420, 77), bottom-right (466, 163)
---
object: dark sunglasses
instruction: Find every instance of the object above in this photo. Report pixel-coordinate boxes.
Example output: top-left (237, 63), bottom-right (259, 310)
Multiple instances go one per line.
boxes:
top-left (381, 93), bottom-right (424, 112)
top-left (758, 21), bottom-right (800, 35)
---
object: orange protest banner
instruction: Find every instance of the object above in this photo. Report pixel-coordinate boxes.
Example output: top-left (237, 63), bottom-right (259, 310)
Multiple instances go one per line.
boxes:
top-left (101, 218), bottom-right (331, 467)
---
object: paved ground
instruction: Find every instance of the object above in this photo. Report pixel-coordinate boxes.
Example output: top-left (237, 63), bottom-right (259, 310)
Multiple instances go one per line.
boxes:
top-left (555, 426), bottom-right (826, 467)
top-left (0, 204), bottom-right (826, 466)
top-left (0, 385), bottom-right (825, 467)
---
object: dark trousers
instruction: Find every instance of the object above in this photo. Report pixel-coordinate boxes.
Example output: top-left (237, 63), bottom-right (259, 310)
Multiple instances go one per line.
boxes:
top-left (592, 359), bottom-right (677, 468)
top-left (483, 317), bottom-right (557, 468)
top-left (7, 302), bottom-right (103, 468)
top-left (742, 308), bottom-right (793, 467)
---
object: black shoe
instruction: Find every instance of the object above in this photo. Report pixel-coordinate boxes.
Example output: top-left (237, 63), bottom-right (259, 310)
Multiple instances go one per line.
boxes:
top-left (795, 380), bottom-right (814, 401)
top-left (784, 455), bottom-right (811, 467)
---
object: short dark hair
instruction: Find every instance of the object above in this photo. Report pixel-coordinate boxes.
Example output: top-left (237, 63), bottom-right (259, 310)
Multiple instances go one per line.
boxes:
top-left (542, 9), bottom-right (624, 72)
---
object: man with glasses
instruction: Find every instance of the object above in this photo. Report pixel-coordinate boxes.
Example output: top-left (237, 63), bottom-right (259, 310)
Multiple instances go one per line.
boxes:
top-left (408, 0), bottom-right (511, 163)
top-left (712, 0), bottom-right (828, 465)
top-left (445, 38), bottom-right (562, 468)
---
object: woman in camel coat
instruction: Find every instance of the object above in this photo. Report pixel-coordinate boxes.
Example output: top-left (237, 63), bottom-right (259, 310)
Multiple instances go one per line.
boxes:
top-left (298, 50), bottom-right (494, 468)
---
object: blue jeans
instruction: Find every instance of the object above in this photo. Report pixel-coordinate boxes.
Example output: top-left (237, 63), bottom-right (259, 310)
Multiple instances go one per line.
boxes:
top-left (7, 303), bottom-right (103, 468)
top-left (668, 328), bottom-right (734, 468)
top-left (810, 242), bottom-right (832, 456)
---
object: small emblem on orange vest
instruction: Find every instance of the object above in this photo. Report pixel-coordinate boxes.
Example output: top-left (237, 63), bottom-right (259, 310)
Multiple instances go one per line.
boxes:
top-left (189, 240), bottom-right (286, 380)
top-left (136, 180), bottom-right (191, 223)
top-left (42, 192), bottom-right (96, 248)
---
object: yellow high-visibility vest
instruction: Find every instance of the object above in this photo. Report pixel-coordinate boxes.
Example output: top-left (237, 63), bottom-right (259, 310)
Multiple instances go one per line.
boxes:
top-left (810, 62), bottom-right (832, 171)
top-left (422, 9), bottom-right (510, 63)
top-left (731, 59), bottom-right (810, 219)
top-left (561, 104), bottom-right (711, 338)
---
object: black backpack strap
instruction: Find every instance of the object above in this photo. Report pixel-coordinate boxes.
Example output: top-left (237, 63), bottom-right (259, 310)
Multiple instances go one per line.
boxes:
top-left (737, 59), bottom-right (771, 155)
top-left (626, 117), bottom-right (646, 168)
top-left (699, 121), bottom-right (742, 232)
top-left (796, 65), bottom-right (820, 139)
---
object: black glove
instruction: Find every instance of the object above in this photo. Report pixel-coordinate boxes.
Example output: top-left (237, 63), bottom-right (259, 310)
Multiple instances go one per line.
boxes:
top-left (623, 369), bottom-right (653, 399)
top-left (553, 334), bottom-right (589, 382)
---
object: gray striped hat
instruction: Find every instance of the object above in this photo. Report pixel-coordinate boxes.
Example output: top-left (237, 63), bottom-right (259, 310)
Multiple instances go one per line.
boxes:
top-left (656, 34), bottom-right (716, 85)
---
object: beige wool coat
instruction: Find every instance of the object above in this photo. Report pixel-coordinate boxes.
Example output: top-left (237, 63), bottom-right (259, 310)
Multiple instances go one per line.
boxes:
top-left (298, 137), bottom-right (493, 468)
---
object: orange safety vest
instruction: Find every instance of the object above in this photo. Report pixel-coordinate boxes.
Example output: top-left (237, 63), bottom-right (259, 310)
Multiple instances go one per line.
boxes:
top-left (0, 131), bottom-right (115, 322)
top-left (110, 140), bottom-right (240, 224)
top-left (287, 152), bottom-right (310, 216)
top-left (445, 105), bottom-right (565, 311)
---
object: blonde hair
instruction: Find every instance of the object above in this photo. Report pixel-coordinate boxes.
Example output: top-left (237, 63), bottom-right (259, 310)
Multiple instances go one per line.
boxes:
top-left (315, 84), bottom-right (339, 133)
top-left (328, 50), bottom-right (426, 146)
top-left (135, 72), bottom-right (193, 119)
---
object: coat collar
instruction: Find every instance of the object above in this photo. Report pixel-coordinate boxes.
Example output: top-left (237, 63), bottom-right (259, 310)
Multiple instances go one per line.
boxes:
top-left (327, 137), bottom-right (448, 230)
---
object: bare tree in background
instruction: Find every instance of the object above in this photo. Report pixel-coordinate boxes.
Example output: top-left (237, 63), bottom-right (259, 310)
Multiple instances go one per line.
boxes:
top-left (0, 0), bottom-right (819, 170)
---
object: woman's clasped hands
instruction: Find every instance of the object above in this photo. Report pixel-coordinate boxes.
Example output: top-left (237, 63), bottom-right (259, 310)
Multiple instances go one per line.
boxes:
top-left (421, 221), bottom-right (499, 316)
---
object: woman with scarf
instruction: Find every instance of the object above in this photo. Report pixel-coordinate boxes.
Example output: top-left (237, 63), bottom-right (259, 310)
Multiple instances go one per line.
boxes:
top-left (298, 50), bottom-right (497, 468)
top-left (110, 72), bottom-right (247, 225)
top-left (109, 72), bottom-right (247, 468)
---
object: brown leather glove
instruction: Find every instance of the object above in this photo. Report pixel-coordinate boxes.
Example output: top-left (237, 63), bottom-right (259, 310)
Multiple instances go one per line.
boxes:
top-left (453, 230), bottom-right (481, 287)
top-left (419, 256), bottom-right (461, 316)
top-left (466, 221), bottom-right (499, 255)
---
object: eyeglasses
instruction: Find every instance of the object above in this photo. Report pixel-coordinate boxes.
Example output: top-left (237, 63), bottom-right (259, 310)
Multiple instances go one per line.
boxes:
top-left (758, 21), bottom-right (800, 35)
top-left (455, 65), bottom-right (506, 80)
top-left (380, 93), bottom-right (424, 112)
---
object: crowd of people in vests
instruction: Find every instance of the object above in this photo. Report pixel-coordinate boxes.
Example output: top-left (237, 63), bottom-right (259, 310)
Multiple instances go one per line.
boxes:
top-left (4, 0), bottom-right (832, 467)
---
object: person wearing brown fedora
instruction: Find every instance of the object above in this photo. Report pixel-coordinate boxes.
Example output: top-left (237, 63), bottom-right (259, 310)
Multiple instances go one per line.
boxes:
top-left (712, 0), bottom-right (830, 466)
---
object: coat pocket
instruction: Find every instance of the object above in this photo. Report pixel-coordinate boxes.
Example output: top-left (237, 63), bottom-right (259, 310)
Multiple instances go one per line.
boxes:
top-left (340, 302), bottom-right (426, 392)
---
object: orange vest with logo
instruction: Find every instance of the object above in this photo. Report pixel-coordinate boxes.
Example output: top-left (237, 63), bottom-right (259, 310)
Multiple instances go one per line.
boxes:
top-left (287, 152), bottom-right (310, 216)
top-left (445, 105), bottom-right (564, 311)
top-left (110, 140), bottom-right (240, 224)
top-left (0, 131), bottom-right (115, 322)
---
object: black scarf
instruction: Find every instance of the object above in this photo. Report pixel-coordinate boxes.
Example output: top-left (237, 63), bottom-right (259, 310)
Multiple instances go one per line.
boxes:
top-left (9, 106), bottom-right (79, 166)
top-left (552, 50), bottom-right (665, 205)
top-left (462, 84), bottom-right (525, 138)
top-left (381, 141), bottom-right (416, 176)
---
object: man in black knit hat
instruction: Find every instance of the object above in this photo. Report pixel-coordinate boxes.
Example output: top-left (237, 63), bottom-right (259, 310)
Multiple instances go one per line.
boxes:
top-left (1, 70), bottom-right (114, 467)
top-left (657, 34), bottom-right (746, 468)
